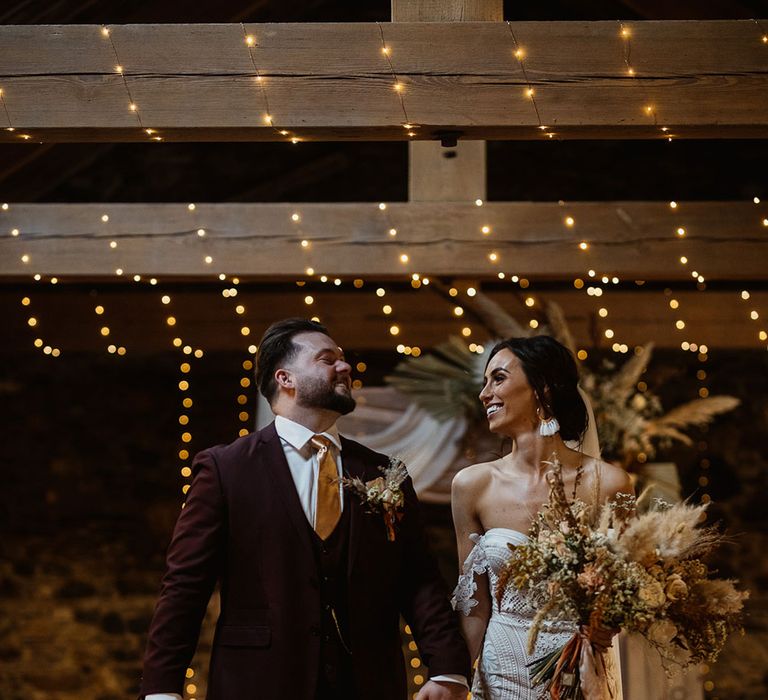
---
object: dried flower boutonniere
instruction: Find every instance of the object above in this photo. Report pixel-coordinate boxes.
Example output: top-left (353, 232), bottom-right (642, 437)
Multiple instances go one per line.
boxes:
top-left (340, 458), bottom-right (408, 541)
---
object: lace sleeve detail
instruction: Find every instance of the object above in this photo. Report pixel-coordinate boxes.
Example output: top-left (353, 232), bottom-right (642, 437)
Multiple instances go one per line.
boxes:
top-left (451, 533), bottom-right (490, 616)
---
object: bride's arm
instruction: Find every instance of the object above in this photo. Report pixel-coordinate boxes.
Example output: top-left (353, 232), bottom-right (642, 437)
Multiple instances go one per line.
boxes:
top-left (451, 467), bottom-right (491, 662)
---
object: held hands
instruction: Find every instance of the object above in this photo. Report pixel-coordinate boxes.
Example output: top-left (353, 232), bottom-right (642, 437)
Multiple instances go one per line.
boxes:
top-left (415, 680), bottom-right (468, 700)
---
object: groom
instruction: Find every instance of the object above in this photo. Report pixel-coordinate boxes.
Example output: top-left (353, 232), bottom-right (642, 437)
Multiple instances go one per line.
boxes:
top-left (140, 318), bottom-right (470, 699)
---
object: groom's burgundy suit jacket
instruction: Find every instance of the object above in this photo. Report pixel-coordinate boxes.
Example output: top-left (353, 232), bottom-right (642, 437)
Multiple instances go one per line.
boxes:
top-left (140, 422), bottom-right (470, 699)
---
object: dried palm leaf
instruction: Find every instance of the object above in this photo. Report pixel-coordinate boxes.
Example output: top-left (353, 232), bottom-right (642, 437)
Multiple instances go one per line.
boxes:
top-left (385, 336), bottom-right (485, 421)
top-left (650, 396), bottom-right (740, 431)
top-left (543, 301), bottom-right (577, 356)
top-left (468, 290), bottom-right (530, 338)
top-left (606, 343), bottom-right (654, 404)
top-left (642, 425), bottom-right (693, 447)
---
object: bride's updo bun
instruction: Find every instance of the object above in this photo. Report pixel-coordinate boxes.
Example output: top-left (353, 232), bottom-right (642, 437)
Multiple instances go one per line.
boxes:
top-left (486, 335), bottom-right (588, 442)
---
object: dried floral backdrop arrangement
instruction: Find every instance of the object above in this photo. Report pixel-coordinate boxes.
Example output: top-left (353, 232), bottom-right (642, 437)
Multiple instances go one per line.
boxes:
top-left (386, 288), bottom-right (739, 502)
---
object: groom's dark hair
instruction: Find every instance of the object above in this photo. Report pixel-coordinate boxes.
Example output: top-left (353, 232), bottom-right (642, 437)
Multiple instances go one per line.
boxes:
top-left (256, 317), bottom-right (330, 403)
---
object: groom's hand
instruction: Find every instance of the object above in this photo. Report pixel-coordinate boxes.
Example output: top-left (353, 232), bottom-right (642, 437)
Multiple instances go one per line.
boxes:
top-left (415, 680), bottom-right (467, 700)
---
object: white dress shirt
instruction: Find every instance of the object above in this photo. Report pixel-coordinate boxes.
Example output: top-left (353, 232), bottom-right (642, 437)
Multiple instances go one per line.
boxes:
top-left (146, 416), bottom-right (465, 699)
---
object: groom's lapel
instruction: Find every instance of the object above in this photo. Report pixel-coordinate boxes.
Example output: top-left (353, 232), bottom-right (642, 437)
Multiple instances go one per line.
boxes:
top-left (341, 436), bottom-right (369, 578)
top-left (260, 422), bottom-right (315, 560)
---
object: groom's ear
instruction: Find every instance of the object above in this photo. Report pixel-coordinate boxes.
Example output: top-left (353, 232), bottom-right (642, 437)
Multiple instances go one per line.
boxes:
top-left (275, 368), bottom-right (294, 389)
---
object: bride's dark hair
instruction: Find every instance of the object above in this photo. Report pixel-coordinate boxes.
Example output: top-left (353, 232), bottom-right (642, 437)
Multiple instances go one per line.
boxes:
top-left (486, 335), bottom-right (588, 442)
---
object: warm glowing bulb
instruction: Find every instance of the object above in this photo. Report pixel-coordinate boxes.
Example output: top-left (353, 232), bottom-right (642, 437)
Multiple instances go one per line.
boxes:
top-left (621, 27), bottom-right (630, 38)
top-left (101, 27), bottom-right (110, 37)
top-left (488, 252), bottom-right (498, 262)
top-left (669, 201), bottom-right (678, 209)
top-left (245, 35), bottom-right (255, 46)
top-left (475, 199), bottom-right (483, 207)
top-left (598, 308), bottom-right (608, 317)
top-left (304, 295), bottom-right (314, 305)
top-left (300, 239), bottom-right (309, 248)
top-left (389, 325), bottom-right (400, 336)
top-left (393, 82), bottom-right (403, 92)
top-left (676, 320), bottom-right (686, 329)
top-left (382, 46), bottom-right (390, 56)
top-left (680, 256), bottom-right (688, 264)
top-left (677, 227), bottom-right (685, 236)
top-left (525, 88), bottom-right (535, 98)
top-left (115, 65), bottom-right (123, 73)
top-left (604, 329), bottom-right (614, 339)
top-left (454, 306), bottom-right (464, 317)
top-left (305, 267), bottom-right (314, 276)
top-left (741, 290), bottom-right (750, 300)
top-left (399, 254), bottom-right (409, 263)
top-left (109, 240), bottom-right (117, 249)
top-left (481, 226), bottom-right (491, 234)
top-left (204, 256), bottom-right (213, 264)
top-left (264, 114), bottom-right (273, 124)
top-left (378, 203), bottom-right (387, 211)
top-left (670, 299), bottom-right (679, 309)
top-left (389, 228), bottom-right (397, 236)
top-left (292, 213), bottom-right (301, 222)
top-left (11, 228), bottom-right (19, 236)
top-left (383, 305), bottom-right (392, 315)
top-left (514, 48), bottom-right (525, 59)
top-left (579, 241), bottom-right (589, 250)
top-left (565, 216), bottom-right (575, 227)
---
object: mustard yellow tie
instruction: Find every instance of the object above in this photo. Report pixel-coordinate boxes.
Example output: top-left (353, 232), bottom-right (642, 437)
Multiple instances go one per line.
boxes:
top-left (310, 435), bottom-right (341, 539)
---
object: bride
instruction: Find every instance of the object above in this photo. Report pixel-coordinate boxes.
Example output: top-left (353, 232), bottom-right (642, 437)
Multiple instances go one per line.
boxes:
top-left (451, 335), bottom-right (633, 699)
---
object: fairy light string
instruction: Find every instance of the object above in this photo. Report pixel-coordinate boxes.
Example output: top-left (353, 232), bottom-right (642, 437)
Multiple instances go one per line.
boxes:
top-left (0, 87), bottom-right (13, 129)
top-left (506, 23), bottom-right (545, 133)
top-left (100, 26), bottom-right (144, 130)
top-left (21, 291), bottom-right (60, 357)
top-left (220, 274), bottom-right (256, 438)
top-left (0, 87), bottom-right (33, 140)
top-left (376, 23), bottom-right (414, 133)
top-left (241, 24), bottom-right (301, 143)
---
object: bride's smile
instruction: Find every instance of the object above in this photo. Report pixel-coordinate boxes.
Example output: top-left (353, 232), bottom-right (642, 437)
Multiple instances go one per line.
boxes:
top-left (479, 349), bottom-right (539, 435)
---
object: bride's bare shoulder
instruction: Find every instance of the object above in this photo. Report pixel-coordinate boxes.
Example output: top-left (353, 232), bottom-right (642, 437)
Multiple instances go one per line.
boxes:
top-left (452, 460), bottom-right (497, 497)
top-left (588, 457), bottom-right (633, 497)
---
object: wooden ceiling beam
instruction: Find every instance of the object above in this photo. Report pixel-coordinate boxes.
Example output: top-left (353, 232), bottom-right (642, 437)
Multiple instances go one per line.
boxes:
top-left (1, 201), bottom-right (766, 279)
top-left (0, 21), bottom-right (766, 142)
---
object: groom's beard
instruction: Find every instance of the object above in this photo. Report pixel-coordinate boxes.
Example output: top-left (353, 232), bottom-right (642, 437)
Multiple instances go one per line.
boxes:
top-left (296, 377), bottom-right (356, 415)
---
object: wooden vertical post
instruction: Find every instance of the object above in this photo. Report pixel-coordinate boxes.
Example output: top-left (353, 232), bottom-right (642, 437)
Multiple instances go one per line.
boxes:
top-left (392, 0), bottom-right (503, 202)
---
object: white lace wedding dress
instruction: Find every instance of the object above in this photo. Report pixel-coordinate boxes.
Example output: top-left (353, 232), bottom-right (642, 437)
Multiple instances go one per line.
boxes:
top-left (452, 527), bottom-right (622, 700)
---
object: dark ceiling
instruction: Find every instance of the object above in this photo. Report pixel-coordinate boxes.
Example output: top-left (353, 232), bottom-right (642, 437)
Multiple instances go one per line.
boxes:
top-left (0, 0), bottom-right (766, 204)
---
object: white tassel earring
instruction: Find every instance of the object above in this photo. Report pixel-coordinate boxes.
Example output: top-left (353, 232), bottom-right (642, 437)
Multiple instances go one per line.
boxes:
top-left (537, 406), bottom-right (560, 437)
